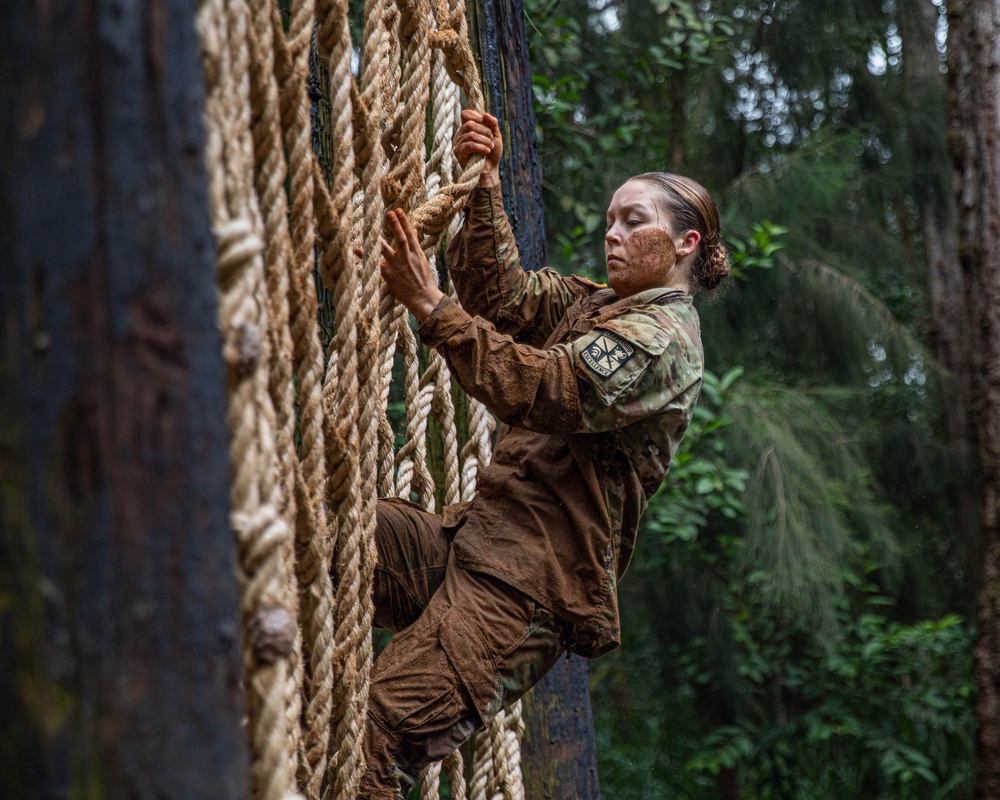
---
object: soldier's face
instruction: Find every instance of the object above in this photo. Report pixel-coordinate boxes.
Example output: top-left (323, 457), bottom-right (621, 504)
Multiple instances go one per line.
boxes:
top-left (604, 181), bottom-right (682, 298)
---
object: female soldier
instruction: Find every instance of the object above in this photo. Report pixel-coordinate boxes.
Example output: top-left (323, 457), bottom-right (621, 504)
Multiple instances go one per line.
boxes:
top-left (360, 110), bottom-right (730, 799)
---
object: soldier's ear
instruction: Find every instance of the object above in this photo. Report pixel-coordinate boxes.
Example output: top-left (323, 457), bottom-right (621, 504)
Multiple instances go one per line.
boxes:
top-left (675, 229), bottom-right (701, 258)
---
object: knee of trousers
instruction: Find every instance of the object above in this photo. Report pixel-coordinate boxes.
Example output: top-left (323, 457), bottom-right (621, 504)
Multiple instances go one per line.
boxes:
top-left (367, 660), bottom-right (481, 772)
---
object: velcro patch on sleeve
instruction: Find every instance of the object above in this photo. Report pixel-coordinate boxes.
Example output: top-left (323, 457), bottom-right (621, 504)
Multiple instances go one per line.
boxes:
top-left (580, 330), bottom-right (635, 378)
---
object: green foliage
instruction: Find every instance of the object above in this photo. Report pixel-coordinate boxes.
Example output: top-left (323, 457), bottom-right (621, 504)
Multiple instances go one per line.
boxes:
top-left (675, 596), bottom-right (975, 799)
top-left (728, 382), bottom-right (901, 625)
top-left (726, 221), bottom-right (786, 279)
top-left (646, 367), bottom-right (748, 544)
top-left (590, 371), bottom-right (974, 800)
top-left (524, 0), bottom-right (974, 796)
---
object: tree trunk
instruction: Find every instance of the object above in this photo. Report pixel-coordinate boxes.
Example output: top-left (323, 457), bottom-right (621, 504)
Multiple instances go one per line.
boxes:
top-left (520, 656), bottom-right (601, 800)
top-left (0, 0), bottom-right (248, 797)
top-left (469, 0), bottom-right (547, 269)
top-left (899, 0), bottom-right (980, 584)
top-left (947, 0), bottom-right (1000, 796)
top-left (468, 2), bottom-right (601, 797)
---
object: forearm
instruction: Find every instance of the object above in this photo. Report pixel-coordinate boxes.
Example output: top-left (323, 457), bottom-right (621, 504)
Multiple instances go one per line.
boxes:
top-left (445, 183), bottom-right (520, 320)
top-left (445, 185), bottom-right (579, 344)
top-left (418, 296), bottom-right (583, 433)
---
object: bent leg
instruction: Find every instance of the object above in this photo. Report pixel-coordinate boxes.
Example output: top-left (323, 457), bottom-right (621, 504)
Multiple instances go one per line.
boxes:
top-left (373, 497), bottom-right (451, 632)
top-left (360, 553), bottom-right (570, 799)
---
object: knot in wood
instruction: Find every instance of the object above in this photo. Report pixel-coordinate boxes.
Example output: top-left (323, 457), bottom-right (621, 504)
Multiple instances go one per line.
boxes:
top-left (249, 605), bottom-right (296, 664)
top-left (236, 322), bottom-right (262, 377)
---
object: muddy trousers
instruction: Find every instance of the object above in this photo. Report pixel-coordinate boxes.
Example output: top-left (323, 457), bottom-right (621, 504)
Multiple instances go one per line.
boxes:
top-left (360, 498), bottom-right (571, 799)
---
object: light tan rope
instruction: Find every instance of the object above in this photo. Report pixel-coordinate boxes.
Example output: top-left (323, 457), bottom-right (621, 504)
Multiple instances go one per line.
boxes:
top-left (503, 703), bottom-right (527, 800)
top-left (445, 748), bottom-right (469, 800)
top-left (487, 703), bottom-right (525, 800)
top-left (243, 2), bottom-right (307, 783)
top-left (333, 0), bottom-right (392, 794)
top-left (199, 0), bottom-right (531, 795)
top-left (311, 2), bottom-right (366, 799)
top-left (245, 0), bottom-right (300, 570)
top-left (270, 1), bottom-right (339, 795)
top-left (198, 0), bottom-right (300, 796)
top-left (419, 762), bottom-right (443, 800)
top-left (470, 718), bottom-right (495, 800)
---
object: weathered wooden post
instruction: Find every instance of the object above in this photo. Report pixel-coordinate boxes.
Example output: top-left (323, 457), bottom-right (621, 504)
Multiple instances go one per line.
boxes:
top-left (468, 1), bottom-right (602, 796)
top-left (0, 0), bottom-right (248, 797)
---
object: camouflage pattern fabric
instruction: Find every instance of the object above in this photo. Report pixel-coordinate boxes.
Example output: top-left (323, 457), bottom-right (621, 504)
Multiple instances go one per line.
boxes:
top-left (418, 183), bottom-right (703, 657)
top-left (360, 182), bottom-right (704, 798)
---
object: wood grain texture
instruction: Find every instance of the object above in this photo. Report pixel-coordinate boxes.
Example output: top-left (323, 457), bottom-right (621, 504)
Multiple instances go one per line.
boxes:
top-left (0, 0), bottom-right (248, 796)
top-left (948, 1), bottom-right (1000, 797)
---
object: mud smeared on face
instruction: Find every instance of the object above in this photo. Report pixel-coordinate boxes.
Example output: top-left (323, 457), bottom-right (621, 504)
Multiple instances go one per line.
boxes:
top-left (624, 227), bottom-right (677, 274)
top-left (611, 227), bottom-right (678, 297)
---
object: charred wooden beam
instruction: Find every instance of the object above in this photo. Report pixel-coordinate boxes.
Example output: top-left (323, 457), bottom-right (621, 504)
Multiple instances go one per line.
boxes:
top-left (0, 0), bottom-right (248, 796)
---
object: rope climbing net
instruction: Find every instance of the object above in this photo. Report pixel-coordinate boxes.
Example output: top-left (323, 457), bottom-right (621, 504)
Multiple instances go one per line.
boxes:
top-left (196, 0), bottom-right (527, 797)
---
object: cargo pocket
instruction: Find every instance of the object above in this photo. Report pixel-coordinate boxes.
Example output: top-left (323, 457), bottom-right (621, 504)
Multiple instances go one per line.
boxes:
top-left (439, 607), bottom-right (504, 725)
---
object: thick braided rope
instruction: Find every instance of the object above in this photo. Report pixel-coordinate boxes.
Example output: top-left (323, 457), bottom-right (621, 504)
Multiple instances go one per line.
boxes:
top-left (203, 0), bottom-right (529, 794)
top-left (462, 398), bottom-right (496, 502)
top-left (393, 326), bottom-right (435, 503)
top-left (324, 1), bottom-right (392, 798)
top-left (423, 51), bottom-right (463, 508)
top-left (268, 1), bottom-right (341, 796)
top-left (390, 183), bottom-right (448, 511)
top-left (425, 49), bottom-right (457, 195)
top-left (502, 702), bottom-right (526, 800)
top-left (350, 4), bottom-right (393, 771)
top-left (311, 1), bottom-right (366, 799)
top-left (386, 0), bottom-right (432, 212)
top-left (377, 0), bottom-right (432, 502)
top-left (486, 703), bottom-right (524, 800)
top-left (376, 297), bottom-right (402, 498)
top-left (266, 1), bottom-right (309, 781)
top-left (197, 0), bottom-right (299, 797)
top-left (430, 347), bottom-right (461, 507)
top-left (374, 1), bottom-right (405, 501)
top-left (445, 749), bottom-right (468, 800)
top-left (245, 0), bottom-right (300, 573)
top-left (419, 762), bottom-right (443, 800)
top-left (488, 709), bottom-right (509, 799)
top-left (379, 4), bottom-right (404, 162)
top-left (408, 0), bottom-right (484, 246)
top-left (470, 720), bottom-right (495, 800)
top-left (244, 1), bottom-right (308, 792)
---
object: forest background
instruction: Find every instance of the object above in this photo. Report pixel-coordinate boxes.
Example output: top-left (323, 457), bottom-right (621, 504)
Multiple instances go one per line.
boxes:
top-left (0, 0), bottom-right (984, 796)
top-left (518, 0), bottom-right (978, 797)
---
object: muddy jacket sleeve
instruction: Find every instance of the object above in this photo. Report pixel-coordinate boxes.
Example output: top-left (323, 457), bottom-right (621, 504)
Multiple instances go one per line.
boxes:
top-left (417, 295), bottom-right (703, 436)
top-left (445, 184), bottom-right (584, 348)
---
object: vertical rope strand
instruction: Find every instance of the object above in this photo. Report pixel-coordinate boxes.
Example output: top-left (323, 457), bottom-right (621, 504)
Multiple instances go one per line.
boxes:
top-left (199, 0), bottom-right (527, 793)
top-left (198, 0), bottom-right (299, 796)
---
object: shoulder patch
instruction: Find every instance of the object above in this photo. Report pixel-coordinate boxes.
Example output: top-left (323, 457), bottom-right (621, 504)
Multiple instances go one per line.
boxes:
top-left (581, 330), bottom-right (635, 377)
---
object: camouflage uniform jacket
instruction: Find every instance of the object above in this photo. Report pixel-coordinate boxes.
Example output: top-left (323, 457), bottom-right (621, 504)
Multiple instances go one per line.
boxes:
top-left (417, 183), bottom-right (704, 657)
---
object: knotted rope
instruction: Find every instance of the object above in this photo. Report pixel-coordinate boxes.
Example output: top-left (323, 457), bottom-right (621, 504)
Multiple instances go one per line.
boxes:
top-left (197, 0), bottom-right (528, 797)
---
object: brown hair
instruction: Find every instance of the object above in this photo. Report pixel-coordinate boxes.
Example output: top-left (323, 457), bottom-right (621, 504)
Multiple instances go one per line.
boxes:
top-left (631, 172), bottom-right (730, 292)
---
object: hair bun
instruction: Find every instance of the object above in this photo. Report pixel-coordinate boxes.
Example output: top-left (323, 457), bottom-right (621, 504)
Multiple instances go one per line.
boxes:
top-left (695, 243), bottom-right (730, 292)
